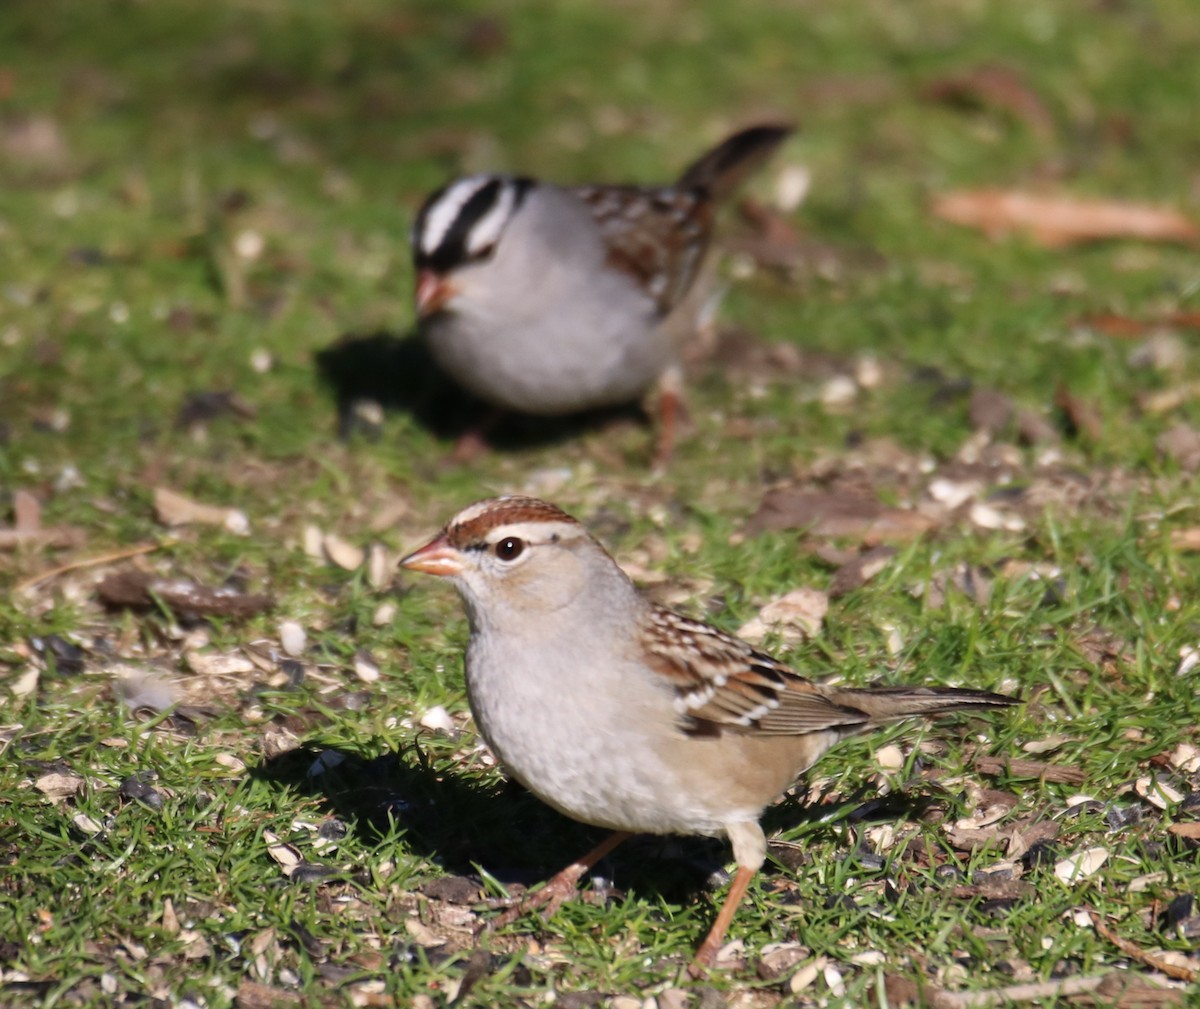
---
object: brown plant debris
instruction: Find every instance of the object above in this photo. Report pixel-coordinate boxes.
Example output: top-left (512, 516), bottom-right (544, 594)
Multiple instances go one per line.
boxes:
top-left (883, 971), bottom-right (1184, 1008)
top-left (1054, 383), bottom-right (1105, 442)
top-left (921, 64), bottom-right (1057, 141)
top-left (745, 489), bottom-right (934, 543)
top-left (97, 569), bottom-right (274, 619)
top-left (1075, 312), bottom-right (1200, 339)
top-left (234, 980), bottom-right (304, 1008)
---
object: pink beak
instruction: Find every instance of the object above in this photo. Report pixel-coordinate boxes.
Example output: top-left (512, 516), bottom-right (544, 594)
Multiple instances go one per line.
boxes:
top-left (399, 533), bottom-right (464, 577)
top-left (415, 270), bottom-right (456, 318)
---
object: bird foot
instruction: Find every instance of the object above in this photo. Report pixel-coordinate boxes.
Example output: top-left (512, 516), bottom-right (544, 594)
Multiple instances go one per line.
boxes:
top-left (482, 867), bottom-right (586, 933)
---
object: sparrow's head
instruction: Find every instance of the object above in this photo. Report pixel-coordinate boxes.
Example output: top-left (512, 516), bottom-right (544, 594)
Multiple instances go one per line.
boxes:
top-left (410, 175), bottom-right (534, 317)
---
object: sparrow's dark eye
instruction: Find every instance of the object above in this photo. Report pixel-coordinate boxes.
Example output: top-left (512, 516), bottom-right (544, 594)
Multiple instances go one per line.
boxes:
top-left (494, 537), bottom-right (525, 561)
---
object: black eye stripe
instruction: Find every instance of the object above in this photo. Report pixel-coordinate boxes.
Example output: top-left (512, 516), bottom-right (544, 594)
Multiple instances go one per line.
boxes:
top-left (413, 177), bottom-right (533, 273)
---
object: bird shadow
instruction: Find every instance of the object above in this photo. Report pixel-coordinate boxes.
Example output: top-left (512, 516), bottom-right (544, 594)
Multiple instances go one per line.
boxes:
top-left (313, 330), bottom-right (650, 452)
top-left (251, 740), bottom-right (725, 902)
top-left (251, 740), bottom-right (950, 906)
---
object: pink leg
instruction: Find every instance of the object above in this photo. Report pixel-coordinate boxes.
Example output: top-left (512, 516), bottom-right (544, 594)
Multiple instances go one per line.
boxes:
top-left (688, 864), bottom-right (757, 978)
top-left (450, 407), bottom-right (504, 463)
top-left (485, 831), bottom-right (633, 932)
top-left (653, 365), bottom-right (685, 468)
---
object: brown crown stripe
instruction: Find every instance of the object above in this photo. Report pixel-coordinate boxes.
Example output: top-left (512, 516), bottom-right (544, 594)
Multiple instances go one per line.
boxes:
top-left (446, 497), bottom-right (580, 550)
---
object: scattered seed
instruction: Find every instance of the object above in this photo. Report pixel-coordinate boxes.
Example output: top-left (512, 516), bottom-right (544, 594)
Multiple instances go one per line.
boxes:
top-left (279, 620), bottom-right (306, 657)
top-left (1169, 743), bottom-right (1200, 773)
top-left (367, 543), bottom-right (391, 591)
top-left (1136, 776), bottom-right (1185, 810)
top-left (1054, 847), bottom-right (1109, 883)
top-left (419, 705), bottom-right (455, 734)
top-left (120, 771), bottom-right (163, 810)
top-left (214, 753), bottom-right (247, 773)
top-left (303, 525), bottom-right (324, 559)
top-left (72, 812), bottom-right (103, 835)
top-left (788, 957), bottom-right (823, 994)
top-left (820, 374), bottom-right (857, 407)
top-left (323, 533), bottom-right (364, 571)
top-left (875, 744), bottom-right (905, 771)
top-left (1022, 736), bottom-right (1071, 755)
top-left (353, 649), bottom-right (380, 683)
top-left (372, 601), bottom-right (397, 627)
top-left (822, 963), bottom-right (846, 996)
top-left (263, 830), bottom-right (303, 876)
top-left (9, 666), bottom-right (38, 697)
top-left (970, 501), bottom-right (1024, 531)
top-left (929, 477), bottom-right (980, 510)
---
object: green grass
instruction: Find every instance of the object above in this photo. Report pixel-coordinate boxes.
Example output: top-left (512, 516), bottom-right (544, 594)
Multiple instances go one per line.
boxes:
top-left (3, 0), bottom-right (1200, 1005)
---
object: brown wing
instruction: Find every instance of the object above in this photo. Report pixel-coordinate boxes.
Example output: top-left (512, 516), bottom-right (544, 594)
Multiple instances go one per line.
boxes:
top-left (570, 185), bottom-right (714, 315)
top-left (640, 606), bottom-right (871, 736)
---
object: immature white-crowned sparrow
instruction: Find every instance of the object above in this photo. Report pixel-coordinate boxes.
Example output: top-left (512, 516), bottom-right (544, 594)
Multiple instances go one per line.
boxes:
top-left (400, 496), bottom-right (1016, 973)
top-left (410, 125), bottom-right (793, 460)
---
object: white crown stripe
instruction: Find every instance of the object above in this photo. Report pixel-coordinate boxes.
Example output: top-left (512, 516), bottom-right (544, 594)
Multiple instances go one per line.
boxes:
top-left (420, 176), bottom-right (494, 255)
top-left (465, 184), bottom-right (516, 255)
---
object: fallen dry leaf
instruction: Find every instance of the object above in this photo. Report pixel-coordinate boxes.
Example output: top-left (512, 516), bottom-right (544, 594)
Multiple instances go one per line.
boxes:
top-left (1139, 380), bottom-right (1200, 415)
top-left (1169, 528), bottom-right (1200, 552)
top-left (13, 489), bottom-right (40, 532)
top-left (1076, 311), bottom-right (1200, 339)
top-left (35, 771), bottom-right (85, 800)
top-left (1157, 424), bottom-right (1200, 471)
top-left (973, 754), bottom-right (1086, 785)
top-left (932, 189), bottom-right (1198, 247)
top-left (922, 64), bottom-right (1056, 141)
top-left (951, 878), bottom-right (1037, 901)
top-left (1055, 383), bottom-right (1104, 442)
top-left (745, 489), bottom-right (934, 544)
top-left (1168, 823), bottom-right (1200, 840)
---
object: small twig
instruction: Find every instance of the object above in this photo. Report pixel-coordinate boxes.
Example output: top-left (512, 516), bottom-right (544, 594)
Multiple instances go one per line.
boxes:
top-left (13, 542), bottom-right (161, 594)
top-left (1088, 908), bottom-right (1198, 982)
top-left (938, 975), bottom-right (1107, 1007)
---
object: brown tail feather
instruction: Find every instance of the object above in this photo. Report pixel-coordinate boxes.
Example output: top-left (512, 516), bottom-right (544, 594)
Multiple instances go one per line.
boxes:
top-left (827, 686), bottom-right (1018, 724)
top-left (675, 123), bottom-right (794, 203)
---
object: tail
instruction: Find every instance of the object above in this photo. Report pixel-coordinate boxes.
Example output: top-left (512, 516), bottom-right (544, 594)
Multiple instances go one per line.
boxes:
top-left (676, 123), bottom-right (795, 203)
top-left (827, 685), bottom-right (1018, 724)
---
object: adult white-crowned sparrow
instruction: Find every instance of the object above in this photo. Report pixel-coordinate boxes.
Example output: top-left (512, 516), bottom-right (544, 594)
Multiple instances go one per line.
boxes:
top-left (400, 496), bottom-right (1016, 973)
top-left (410, 125), bottom-right (793, 460)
